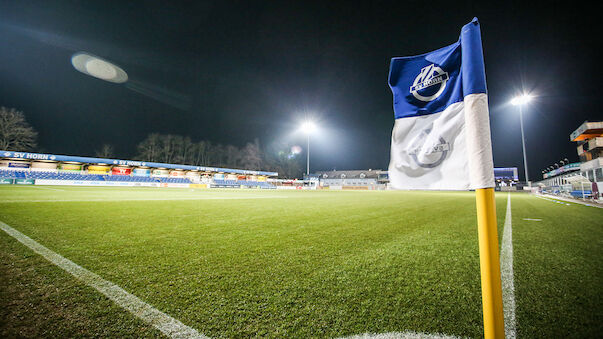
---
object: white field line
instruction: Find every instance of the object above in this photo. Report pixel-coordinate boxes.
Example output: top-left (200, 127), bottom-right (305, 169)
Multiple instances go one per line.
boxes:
top-left (0, 220), bottom-right (207, 339)
top-left (339, 331), bottom-right (462, 339)
top-left (534, 195), bottom-right (570, 206)
top-left (500, 193), bottom-right (516, 339)
top-left (536, 194), bottom-right (603, 209)
top-left (0, 196), bottom-right (290, 203)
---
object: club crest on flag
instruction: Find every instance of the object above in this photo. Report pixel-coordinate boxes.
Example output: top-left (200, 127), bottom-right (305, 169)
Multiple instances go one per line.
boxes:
top-left (410, 64), bottom-right (449, 102)
top-left (406, 127), bottom-right (450, 168)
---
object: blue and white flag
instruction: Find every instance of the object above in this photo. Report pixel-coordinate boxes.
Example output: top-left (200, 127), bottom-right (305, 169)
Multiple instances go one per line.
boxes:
top-left (388, 18), bottom-right (494, 190)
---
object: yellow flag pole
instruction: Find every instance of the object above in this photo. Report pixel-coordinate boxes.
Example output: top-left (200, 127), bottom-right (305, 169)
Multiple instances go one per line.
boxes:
top-left (475, 187), bottom-right (505, 338)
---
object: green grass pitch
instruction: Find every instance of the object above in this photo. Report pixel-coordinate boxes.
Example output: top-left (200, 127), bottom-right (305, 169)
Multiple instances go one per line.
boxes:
top-left (0, 186), bottom-right (601, 338)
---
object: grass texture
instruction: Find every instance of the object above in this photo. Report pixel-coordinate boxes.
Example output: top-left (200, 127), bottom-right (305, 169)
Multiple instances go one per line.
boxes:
top-left (0, 186), bottom-right (601, 338)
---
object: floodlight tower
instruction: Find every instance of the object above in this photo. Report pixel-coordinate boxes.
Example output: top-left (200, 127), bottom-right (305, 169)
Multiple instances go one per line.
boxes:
top-left (301, 121), bottom-right (317, 177)
top-left (511, 94), bottom-right (533, 185)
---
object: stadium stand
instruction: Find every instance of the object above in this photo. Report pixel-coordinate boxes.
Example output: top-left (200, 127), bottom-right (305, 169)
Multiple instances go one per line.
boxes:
top-left (534, 120), bottom-right (602, 201)
top-left (0, 168), bottom-right (281, 187)
top-left (0, 151), bottom-right (278, 189)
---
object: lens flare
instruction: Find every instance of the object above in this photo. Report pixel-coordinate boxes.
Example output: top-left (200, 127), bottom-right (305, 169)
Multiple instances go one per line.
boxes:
top-left (71, 52), bottom-right (128, 83)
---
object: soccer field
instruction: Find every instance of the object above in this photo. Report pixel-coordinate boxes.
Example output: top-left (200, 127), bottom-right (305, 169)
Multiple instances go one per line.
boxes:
top-left (1, 186), bottom-right (601, 338)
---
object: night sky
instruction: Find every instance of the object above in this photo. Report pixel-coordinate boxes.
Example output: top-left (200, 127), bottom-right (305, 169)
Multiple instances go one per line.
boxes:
top-left (0, 1), bottom-right (599, 180)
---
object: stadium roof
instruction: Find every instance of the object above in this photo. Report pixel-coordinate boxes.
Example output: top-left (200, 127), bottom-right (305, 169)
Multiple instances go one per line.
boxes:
top-left (570, 121), bottom-right (603, 142)
top-left (0, 150), bottom-right (278, 176)
top-left (563, 174), bottom-right (590, 183)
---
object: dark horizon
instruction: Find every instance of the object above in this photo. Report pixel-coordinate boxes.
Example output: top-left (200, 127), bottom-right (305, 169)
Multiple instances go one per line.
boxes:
top-left (0, 1), bottom-right (599, 180)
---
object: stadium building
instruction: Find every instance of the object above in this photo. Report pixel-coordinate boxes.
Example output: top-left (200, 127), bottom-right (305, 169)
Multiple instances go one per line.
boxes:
top-left (312, 168), bottom-right (517, 190)
top-left (572, 121), bottom-right (603, 180)
top-left (0, 150), bottom-right (278, 189)
top-left (536, 121), bottom-right (602, 199)
top-left (493, 167), bottom-right (519, 190)
top-left (313, 169), bottom-right (384, 190)
top-left (539, 163), bottom-right (581, 187)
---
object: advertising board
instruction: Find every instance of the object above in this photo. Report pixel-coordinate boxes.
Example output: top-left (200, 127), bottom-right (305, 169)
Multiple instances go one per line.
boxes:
top-left (31, 162), bottom-right (58, 170)
top-left (152, 169), bottom-right (169, 177)
top-left (15, 179), bottom-right (35, 185)
top-left (87, 165), bottom-right (110, 174)
top-left (112, 167), bottom-right (132, 175)
top-left (60, 164), bottom-right (82, 171)
top-left (210, 183), bottom-right (241, 188)
top-left (133, 168), bottom-right (151, 176)
top-left (8, 162), bottom-right (30, 168)
top-left (170, 170), bottom-right (185, 177)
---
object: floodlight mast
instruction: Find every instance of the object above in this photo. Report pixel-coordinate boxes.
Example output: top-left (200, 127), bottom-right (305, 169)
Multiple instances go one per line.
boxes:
top-left (307, 133), bottom-right (310, 177)
top-left (301, 121), bottom-right (316, 177)
top-left (511, 94), bottom-right (532, 186)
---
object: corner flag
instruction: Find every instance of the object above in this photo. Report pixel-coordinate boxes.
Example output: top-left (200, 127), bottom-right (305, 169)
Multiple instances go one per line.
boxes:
top-left (387, 19), bottom-right (506, 339)
top-left (388, 18), bottom-right (494, 190)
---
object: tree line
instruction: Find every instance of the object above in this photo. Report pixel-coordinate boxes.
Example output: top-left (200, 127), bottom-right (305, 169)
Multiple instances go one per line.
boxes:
top-left (0, 106), bottom-right (304, 178)
top-left (134, 133), bottom-right (304, 178)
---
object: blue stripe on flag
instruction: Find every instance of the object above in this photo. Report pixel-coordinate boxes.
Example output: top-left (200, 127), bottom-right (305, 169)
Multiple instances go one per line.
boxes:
top-left (388, 18), bottom-right (486, 120)
top-left (461, 18), bottom-right (487, 96)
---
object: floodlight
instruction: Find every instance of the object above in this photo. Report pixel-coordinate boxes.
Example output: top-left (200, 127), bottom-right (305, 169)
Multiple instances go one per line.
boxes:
top-left (510, 94), bottom-right (532, 106)
top-left (301, 121), bottom-right (317, 134)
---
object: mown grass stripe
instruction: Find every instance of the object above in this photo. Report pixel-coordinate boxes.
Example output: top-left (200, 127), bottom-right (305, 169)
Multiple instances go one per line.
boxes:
top-left (0, 220), bottom-right (207, 339)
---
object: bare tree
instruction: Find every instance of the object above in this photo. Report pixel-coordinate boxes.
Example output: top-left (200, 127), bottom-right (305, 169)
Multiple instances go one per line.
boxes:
top-left (137, 133), bottom-right (161, 162)
top-left (170, 135), bottom-right (184, 164)
top-left (194, 140), bottom-right (210, 166)
top-left (160, 134), bottom-right (175, 163)
top-left (179, 136), bottom-right (195, 164)
top-left (95, 144), bottom-right (114, 158)
top-left (225, 145), bottom-right (243, 168)
top-left (211, 143), bottom-right (227, 167)
top-left (240, 139), bottom-right (263, 170)
top-left (0, 107), bottom-right (38, 151)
